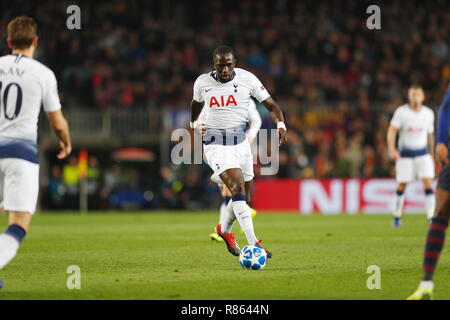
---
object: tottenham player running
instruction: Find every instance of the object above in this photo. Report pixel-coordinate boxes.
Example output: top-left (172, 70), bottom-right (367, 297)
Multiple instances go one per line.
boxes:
top-left (197, 98), bottom-right (261, 242)
top-left (387, 85), bottom-right (435, 227)
top-left (0, 17), bottom-right (72, 272)
top-left (407, 85), bottom-right (450, 300)
top-left (190, 46), bottom-right (287, 257)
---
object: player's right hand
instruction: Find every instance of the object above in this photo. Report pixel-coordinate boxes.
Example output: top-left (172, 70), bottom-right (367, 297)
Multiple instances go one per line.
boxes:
top-left (436, 143), bottom-right (449, 165)
top-left (57, 141), bottom-right (72, 159)
top-left (277, 128), bottom-right (287, 146)
top-left (197, 122), bottom-right (207, 136)
top-left (389, 149), bottom-right (400, 161)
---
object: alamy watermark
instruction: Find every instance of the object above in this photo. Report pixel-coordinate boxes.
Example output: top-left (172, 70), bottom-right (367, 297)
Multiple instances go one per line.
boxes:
top-left (66, 5), bottom-right (81, 30)
top-left (366, 265), bottom-right (381, 290)
top-left (366, 5), bottom-right (381, 30)
top-left (66, 265), bottom-right (81, 290)
top-left (170, 128), bottom-right (281, 176)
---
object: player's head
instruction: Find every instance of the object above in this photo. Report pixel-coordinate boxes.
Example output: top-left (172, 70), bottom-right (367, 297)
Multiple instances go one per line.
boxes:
top-left (408, 84), bottom-right (425, 107)
top-left (212, 45), bottom-right (236, 83)
top-left (7, 16), bottom-right (38, 51)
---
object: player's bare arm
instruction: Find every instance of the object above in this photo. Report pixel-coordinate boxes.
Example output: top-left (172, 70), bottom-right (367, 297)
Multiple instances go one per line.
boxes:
top-left (428, 132), bottom-right (436, 163)
top-left (436, 143), bottom-right (448, 165)
top-left (190, 99), bottom-right (204, 128)
top-left (261, 97), bottom-right (287, 146)
top-left (47, 109), bottom-right (72, 159)
top-left (387, 125), bottom-right (400, 160)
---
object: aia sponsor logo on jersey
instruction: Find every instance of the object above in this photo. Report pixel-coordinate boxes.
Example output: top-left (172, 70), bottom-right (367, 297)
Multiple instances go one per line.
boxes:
top-left (406, 127), bottom-right (424, 133)
top-left (209, 95), bottom-right (237, 108)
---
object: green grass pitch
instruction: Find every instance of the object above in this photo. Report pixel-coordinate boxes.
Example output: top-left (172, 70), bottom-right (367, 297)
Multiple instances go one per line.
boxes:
top-left (0, 211), bottom-right (448, 300)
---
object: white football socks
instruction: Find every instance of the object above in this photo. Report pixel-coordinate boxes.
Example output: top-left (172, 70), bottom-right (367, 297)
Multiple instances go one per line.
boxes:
top-left (219, 202), bottom-right (228, 224)
top-left (0, 233), bottom-right (20, 269)
top-left (419, 280), bottom-right (434, 290)
top-left (232, 200), bottom-right (258, 244)
top-left (221, 200), bottom-right (236, 233)
top-left (425, 193), bottom-right (435, 220)
top-left (393, 192), bottom-right (405, 218)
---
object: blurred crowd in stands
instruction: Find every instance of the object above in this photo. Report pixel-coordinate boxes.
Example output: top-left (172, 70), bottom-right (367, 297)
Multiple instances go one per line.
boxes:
top-left (45, 154), bottom-right (221, 210)
top-left (1, 0), bottom-right (449, 209)
top-left (43, 156), bottom-right (220, 210)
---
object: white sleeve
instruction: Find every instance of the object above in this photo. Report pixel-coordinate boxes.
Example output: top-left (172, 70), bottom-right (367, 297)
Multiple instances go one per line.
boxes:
top-left (197, 106), bottom-right (207, 123)
top-left (42, 70), bottom-right (62, 112)
top-left (247, 100), bottom-right (262, 140)
top-left (250, 74), bottom-right (270, 103)
top-left (193, 76), bottom-right (204, 103)
top-left (390, 108), bottom-right (402, 128)
top-left (428, 111), bottom-right (435, 133)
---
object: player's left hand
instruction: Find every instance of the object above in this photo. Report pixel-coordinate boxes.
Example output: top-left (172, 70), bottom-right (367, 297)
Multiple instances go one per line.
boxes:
top-left (57, 141), bottom-right (72, 159)
top-left (277, 128), bottom-right (287, 146)
top-left (197, 122), bottom-right (207, 136)
top-left (436, 143), bottom-right (449, 165)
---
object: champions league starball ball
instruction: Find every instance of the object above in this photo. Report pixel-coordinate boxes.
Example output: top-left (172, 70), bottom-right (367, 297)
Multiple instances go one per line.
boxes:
top-left (239, 244), bottom-right (267, 270)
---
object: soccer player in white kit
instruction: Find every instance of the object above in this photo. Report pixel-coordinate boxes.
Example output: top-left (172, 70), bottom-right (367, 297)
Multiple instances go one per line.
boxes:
top-left (387, 85), bottom-right (435, 227)
top-left (197, 98), bottom-right (261, 242)
top-left (190, 46), bottom-right (287, 258)
top-left (0, 17), bottom-right (72, 273)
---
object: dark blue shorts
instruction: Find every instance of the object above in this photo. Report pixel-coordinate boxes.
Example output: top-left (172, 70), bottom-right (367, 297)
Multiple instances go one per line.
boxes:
top-left (437, 164), bottom-right (450, 192)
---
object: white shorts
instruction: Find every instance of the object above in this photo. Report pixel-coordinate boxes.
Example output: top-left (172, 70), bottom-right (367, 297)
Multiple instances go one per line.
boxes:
top-left (395, 154), bottom-right (435, 183)
top-left (204, 139), bottom-right (254, 185)
top-left (0, 158), bottom-right (39, 214)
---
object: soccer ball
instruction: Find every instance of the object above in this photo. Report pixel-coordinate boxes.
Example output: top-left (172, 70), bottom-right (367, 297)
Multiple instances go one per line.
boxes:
top-left (239, 244), bottom-right (267, 270)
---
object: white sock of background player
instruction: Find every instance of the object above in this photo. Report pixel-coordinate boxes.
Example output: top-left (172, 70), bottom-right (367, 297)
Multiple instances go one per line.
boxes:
top-left (221, 199), bottom-right (236, 233)
top-left (219, 196), bottom-right (232, 224)
top-left (424, 189), bottom-right (435, 220)
top-left (0, 224), bottom-right (26, 269)
top-left (393, 189), bottom-right (405, 218)
top-left (231, 194), bottom-right (258, 244)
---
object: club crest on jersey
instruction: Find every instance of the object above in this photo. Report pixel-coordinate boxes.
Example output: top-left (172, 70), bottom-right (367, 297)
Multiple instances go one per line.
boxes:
top-left (209, 95), bottom-right (237, 107)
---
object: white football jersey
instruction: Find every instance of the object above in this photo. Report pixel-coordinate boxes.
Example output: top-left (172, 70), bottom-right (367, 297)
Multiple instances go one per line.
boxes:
top-left (197, 97), bottom-right (262, 139)
top-left (193, 68), bottom-right (270, 129)
top-left (0, 54), bottom-right (61, 163)
top-left (390, 104), bottom-right (434, 150)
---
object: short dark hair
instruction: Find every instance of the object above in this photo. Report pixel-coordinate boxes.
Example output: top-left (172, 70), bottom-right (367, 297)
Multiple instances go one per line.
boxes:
top-left (212, 45), bottom-right (235, 60)
top-left (7, 16), bottom-right (37, 50)
top-left (409, 84), bottom-right (423, 90)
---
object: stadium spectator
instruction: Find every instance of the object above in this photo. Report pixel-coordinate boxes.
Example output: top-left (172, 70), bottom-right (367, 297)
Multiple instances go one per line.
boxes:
top-left (48, 165), bottom-right (66, 210)
top-left (87, 156), bottom-right (101, 210)
top-left (63, 156), bottom-right (79, 210)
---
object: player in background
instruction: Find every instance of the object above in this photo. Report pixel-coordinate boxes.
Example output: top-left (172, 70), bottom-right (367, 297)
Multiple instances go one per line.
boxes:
top-left (387, 85), bottom-right (435, 227)
top-left (407, 85), bottom-right (450, 300)
top-left (190, 46), bottom-right (287, 257)
top-left (0, 17), bottom-right (72, 272)
top-left (196, 98), bottom-right (261, 242)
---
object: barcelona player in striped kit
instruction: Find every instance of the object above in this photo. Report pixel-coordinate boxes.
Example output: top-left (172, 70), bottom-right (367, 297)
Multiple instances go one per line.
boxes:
top-left (408, 85), bottom-right (450, 300)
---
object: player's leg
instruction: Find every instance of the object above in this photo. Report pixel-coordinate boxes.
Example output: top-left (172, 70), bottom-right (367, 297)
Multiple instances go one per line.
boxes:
top-left (422, 178), bottom-right (435, 221)
top-left (392, 183), bottom-right (407, 227)
top-left (0, 212), bottom-right (31, 269)
top-left (243, 179), bottom-right (272, 258)
top-left (213, 168), bottom-right (247, 256)
top-left (209, 185), bottom-right (231, 242)
top-left (219, 185), bottom-right (232, 224)
top-left (219, 168), bottom-right (256, 243)
top-left (393, 157), bottom-right (413, 227)
top-left (214, 182), bottom-right (257, 240)
top-left (222, 174), bottom-right (258, 246)
top-left (417, 154), bottom-right (436, 221)
top-left (224, 139), bottom-right (260, 246)
top-left (239, 180), bottom-right (257, 234)
top-left (244, 181), bottom-right (257, 218)
top-left (408, 164), bottom-right (450, 300)
top-left (0, 159), bottom-right (38, 270)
